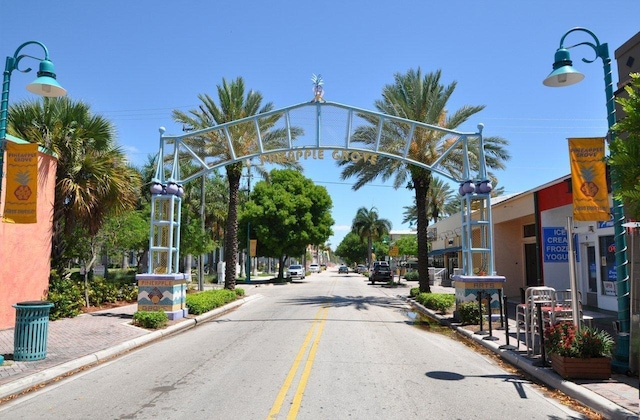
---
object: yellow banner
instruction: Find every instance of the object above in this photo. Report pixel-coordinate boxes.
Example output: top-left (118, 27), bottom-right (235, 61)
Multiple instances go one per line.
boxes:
top-left (568, 138), bottom-right (609, 221)
top-left (250, 239), bottom-right (257, 257)
top-left (3, 142), bottom-right (38, 224)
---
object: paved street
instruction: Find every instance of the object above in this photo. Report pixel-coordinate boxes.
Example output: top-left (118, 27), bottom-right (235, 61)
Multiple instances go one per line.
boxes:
top-left (0, 269), bottom-right (584, 419)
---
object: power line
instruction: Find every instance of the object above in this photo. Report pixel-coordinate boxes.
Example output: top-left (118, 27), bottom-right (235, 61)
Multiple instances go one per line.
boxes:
top-left (314, 180), bottom-right (397, 189)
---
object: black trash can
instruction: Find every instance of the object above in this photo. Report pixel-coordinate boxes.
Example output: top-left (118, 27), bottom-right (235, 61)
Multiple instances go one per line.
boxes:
top-left (12, 301), bottom-right (54, 361)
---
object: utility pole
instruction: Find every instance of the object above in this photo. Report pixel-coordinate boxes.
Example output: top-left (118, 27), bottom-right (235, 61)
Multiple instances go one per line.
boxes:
top-left (244, 162), bottom-right (253, 284)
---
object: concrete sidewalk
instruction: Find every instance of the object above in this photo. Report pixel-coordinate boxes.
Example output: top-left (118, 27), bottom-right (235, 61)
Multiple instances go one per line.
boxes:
top-left (0, 286), bottom-right (637, 419)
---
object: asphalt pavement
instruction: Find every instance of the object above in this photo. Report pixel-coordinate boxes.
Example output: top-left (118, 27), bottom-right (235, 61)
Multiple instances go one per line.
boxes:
top-left (0, 282), bottom-right (637, 419)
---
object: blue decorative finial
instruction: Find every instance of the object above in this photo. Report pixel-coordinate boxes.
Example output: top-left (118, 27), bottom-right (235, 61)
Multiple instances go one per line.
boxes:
top-left (311, 74), bottom-right (325, 102)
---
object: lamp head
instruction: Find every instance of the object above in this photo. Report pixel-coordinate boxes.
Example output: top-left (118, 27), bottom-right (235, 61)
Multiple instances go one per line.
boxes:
top-left (26, 59), bottom-right (67, 97)
top-left (543, 48), bottom-right (585, 87)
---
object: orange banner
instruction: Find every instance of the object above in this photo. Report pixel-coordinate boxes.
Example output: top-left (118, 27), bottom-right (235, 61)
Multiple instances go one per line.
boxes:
top-left (3, 142), bottom-right (38, 224)
top-left (568, 137), bottom-right (609, 221)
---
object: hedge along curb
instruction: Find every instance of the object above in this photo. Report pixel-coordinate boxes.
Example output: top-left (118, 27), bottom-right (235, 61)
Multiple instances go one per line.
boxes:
top-left (0, 294), bottom-right (264, 401)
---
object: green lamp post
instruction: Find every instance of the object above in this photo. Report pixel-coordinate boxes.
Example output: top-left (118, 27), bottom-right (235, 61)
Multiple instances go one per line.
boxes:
top-left (543, 27), bottom-right (630, 373)
top-left (1, 41), bottom-right (66, 199)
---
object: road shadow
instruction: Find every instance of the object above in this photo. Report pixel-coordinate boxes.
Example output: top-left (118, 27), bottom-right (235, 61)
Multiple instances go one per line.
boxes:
top-left (282, 295), bottom-right (408, 311)
top-left (426, 370), bottom-right (532, 399)
top-left (88, 312), bottom-right (134, 320)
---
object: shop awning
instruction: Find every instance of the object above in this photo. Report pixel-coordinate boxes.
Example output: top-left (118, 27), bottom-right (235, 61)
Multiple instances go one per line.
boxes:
top-left (428, 246), bottom-right (462, 256)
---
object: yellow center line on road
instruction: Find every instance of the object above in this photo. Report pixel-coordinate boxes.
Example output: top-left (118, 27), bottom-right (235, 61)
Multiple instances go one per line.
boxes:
top-left (267, 278), bottom-right (337, 420)
top-left (266, 307), bottom-right (326, 420)
top-left (287, 306), bottom-right (329, 419)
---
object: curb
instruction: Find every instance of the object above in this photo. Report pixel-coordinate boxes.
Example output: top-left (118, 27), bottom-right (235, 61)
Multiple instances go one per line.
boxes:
top-left (0, 294), bottom-right (263, 401)
top-left (402, 297), bottom-right (637, 420)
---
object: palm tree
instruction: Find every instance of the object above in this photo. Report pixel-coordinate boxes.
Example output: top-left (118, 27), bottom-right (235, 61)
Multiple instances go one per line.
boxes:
top-left (402, 177), bottom-right (459, 225)
top-left (8, 97), bottom-right (140, 275)
top-left (351, 207), bottom-right (392, 268)
top-left (341, 68), bottom-right (510, 292)
top-left (172, 77), bottom-right (302, 289)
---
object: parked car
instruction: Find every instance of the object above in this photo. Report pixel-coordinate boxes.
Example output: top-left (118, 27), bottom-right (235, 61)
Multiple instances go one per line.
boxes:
top-left (356, 264), bottom-right (367, 274)
top-left (370, 262), bottom-right (393, 284)
top-left (338, 265), bottom-right (349, 274)
top-left (309, 264), bottom-right (320, 273)
top-left (287, 264), bottom-right (305, 279)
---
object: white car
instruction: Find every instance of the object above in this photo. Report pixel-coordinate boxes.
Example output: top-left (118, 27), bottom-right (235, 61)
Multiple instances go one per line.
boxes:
top-left (309, 264), bottom-right (320, 273)
top-left (287, 264), bottom-right (305, 279)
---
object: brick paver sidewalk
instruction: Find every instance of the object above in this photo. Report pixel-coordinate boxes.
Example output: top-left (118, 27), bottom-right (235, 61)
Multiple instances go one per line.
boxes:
top-left (0, 304), bottom-right (148, 386)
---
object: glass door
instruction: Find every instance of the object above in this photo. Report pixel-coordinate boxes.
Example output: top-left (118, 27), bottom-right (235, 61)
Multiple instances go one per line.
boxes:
top-left (585, 245), bottom-right (598, 307)
top-left (524, 242), bottom-right (538, 287)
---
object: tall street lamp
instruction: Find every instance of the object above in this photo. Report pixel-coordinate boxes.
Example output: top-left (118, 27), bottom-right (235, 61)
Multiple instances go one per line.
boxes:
top-left (543, 27), bottom-right (630, 373)
top-left (1, 41), bottom-right (66, 200)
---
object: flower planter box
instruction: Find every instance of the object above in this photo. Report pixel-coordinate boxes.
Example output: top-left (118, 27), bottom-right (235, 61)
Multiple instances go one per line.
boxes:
top-left (549, 353), bottom-right (611, 379)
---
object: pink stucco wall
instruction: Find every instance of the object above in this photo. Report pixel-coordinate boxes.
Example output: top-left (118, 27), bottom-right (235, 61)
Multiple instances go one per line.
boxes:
top-left (0, 146), bottom-right (56, 329)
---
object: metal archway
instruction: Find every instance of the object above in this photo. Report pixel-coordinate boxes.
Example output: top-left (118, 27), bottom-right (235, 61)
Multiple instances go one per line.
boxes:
top-left (147, 100), bottom-right (494, 277)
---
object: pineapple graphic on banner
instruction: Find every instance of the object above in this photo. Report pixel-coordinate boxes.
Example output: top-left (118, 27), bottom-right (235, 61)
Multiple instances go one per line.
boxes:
top-left (568, 137), bottom-right (609, 222)
top-left (3, 142), bottom-right (38, 224)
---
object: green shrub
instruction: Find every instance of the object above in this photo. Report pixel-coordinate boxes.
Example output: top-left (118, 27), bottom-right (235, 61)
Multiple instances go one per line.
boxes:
top-left (457, 300), bottom-right (485, 325)
top-left (409, 287), bottom-right (420, 298)
top-left (403, 270), bottom-right (419, 281)
top-left (47, 270), bottom-right (139, 320)
top-left (88, 277), bottom-right (120, 306)
top-left (415, 293), bottom-right (455, 313)
top-left (118, 281), bottom-right (138, 301)
top-left (132, 311), bottom-right (168, 329)
top-left (107, 268), bottom-right (137, 282)
top-left (186, 289), bottom-right (238, 315)
top-left (47, 271), bottom-right (84, 320)
top-left (234, 288), bottom-right (245, 297)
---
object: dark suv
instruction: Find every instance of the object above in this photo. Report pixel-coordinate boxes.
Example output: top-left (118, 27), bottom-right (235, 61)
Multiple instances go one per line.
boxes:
top-left (369, 261), bottom-right (393, 284)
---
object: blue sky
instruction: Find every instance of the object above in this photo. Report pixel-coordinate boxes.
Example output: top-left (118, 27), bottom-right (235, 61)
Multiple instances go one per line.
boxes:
top-left (3, 1), bottom-right (640, 248)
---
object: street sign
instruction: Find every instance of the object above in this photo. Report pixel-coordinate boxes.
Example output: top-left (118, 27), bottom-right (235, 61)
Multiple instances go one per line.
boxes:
top-left (389, 246), bottom-right (399, 257)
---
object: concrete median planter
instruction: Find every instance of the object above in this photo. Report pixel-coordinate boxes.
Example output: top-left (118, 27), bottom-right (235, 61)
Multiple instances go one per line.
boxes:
top-left (549, 353), bottom-right (611, 380)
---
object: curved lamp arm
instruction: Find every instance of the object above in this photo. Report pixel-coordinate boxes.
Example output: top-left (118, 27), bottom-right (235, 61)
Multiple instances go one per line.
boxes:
top-left (6, 41), bottom-right (53, 74)
top-left (2, 41), bottom-right (66, 139)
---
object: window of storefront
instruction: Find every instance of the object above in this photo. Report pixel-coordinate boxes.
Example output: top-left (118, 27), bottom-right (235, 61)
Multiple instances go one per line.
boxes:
top-left (432, 255), bottom-right (444, 268)
top-left (523, 223), bottom-right (536, 238)
top-left (598, 235), bottom-right (617, 296)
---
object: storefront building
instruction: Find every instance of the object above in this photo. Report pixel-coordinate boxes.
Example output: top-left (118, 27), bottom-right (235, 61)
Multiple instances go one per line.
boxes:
top-left (429, 175), bottom-right (619, 313)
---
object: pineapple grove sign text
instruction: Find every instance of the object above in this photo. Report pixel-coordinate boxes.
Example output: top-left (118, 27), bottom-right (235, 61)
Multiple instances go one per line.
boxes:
top-left (260, 149), bottom-right (378, 165)
top-left (259, 149), bottom-right (378, 165)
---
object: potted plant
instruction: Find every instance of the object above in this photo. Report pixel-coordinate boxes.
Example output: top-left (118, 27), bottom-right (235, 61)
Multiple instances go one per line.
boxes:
top-left (544, 322), bottom-right (614, 379)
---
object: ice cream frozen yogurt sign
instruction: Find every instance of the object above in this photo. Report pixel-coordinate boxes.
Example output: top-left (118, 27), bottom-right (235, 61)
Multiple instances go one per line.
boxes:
top-left (543, 227), bottom-right (568, 262)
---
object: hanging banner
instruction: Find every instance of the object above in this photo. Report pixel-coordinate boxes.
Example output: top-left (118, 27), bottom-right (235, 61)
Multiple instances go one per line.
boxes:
top-left (568, 137), bottom-right (609, 221)
top-left (3, 142), bottom-right (38, 224)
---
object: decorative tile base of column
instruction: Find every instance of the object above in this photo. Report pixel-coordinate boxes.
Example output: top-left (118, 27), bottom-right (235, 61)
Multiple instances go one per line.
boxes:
top-left (136, 273), bottom-right (189, 320)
